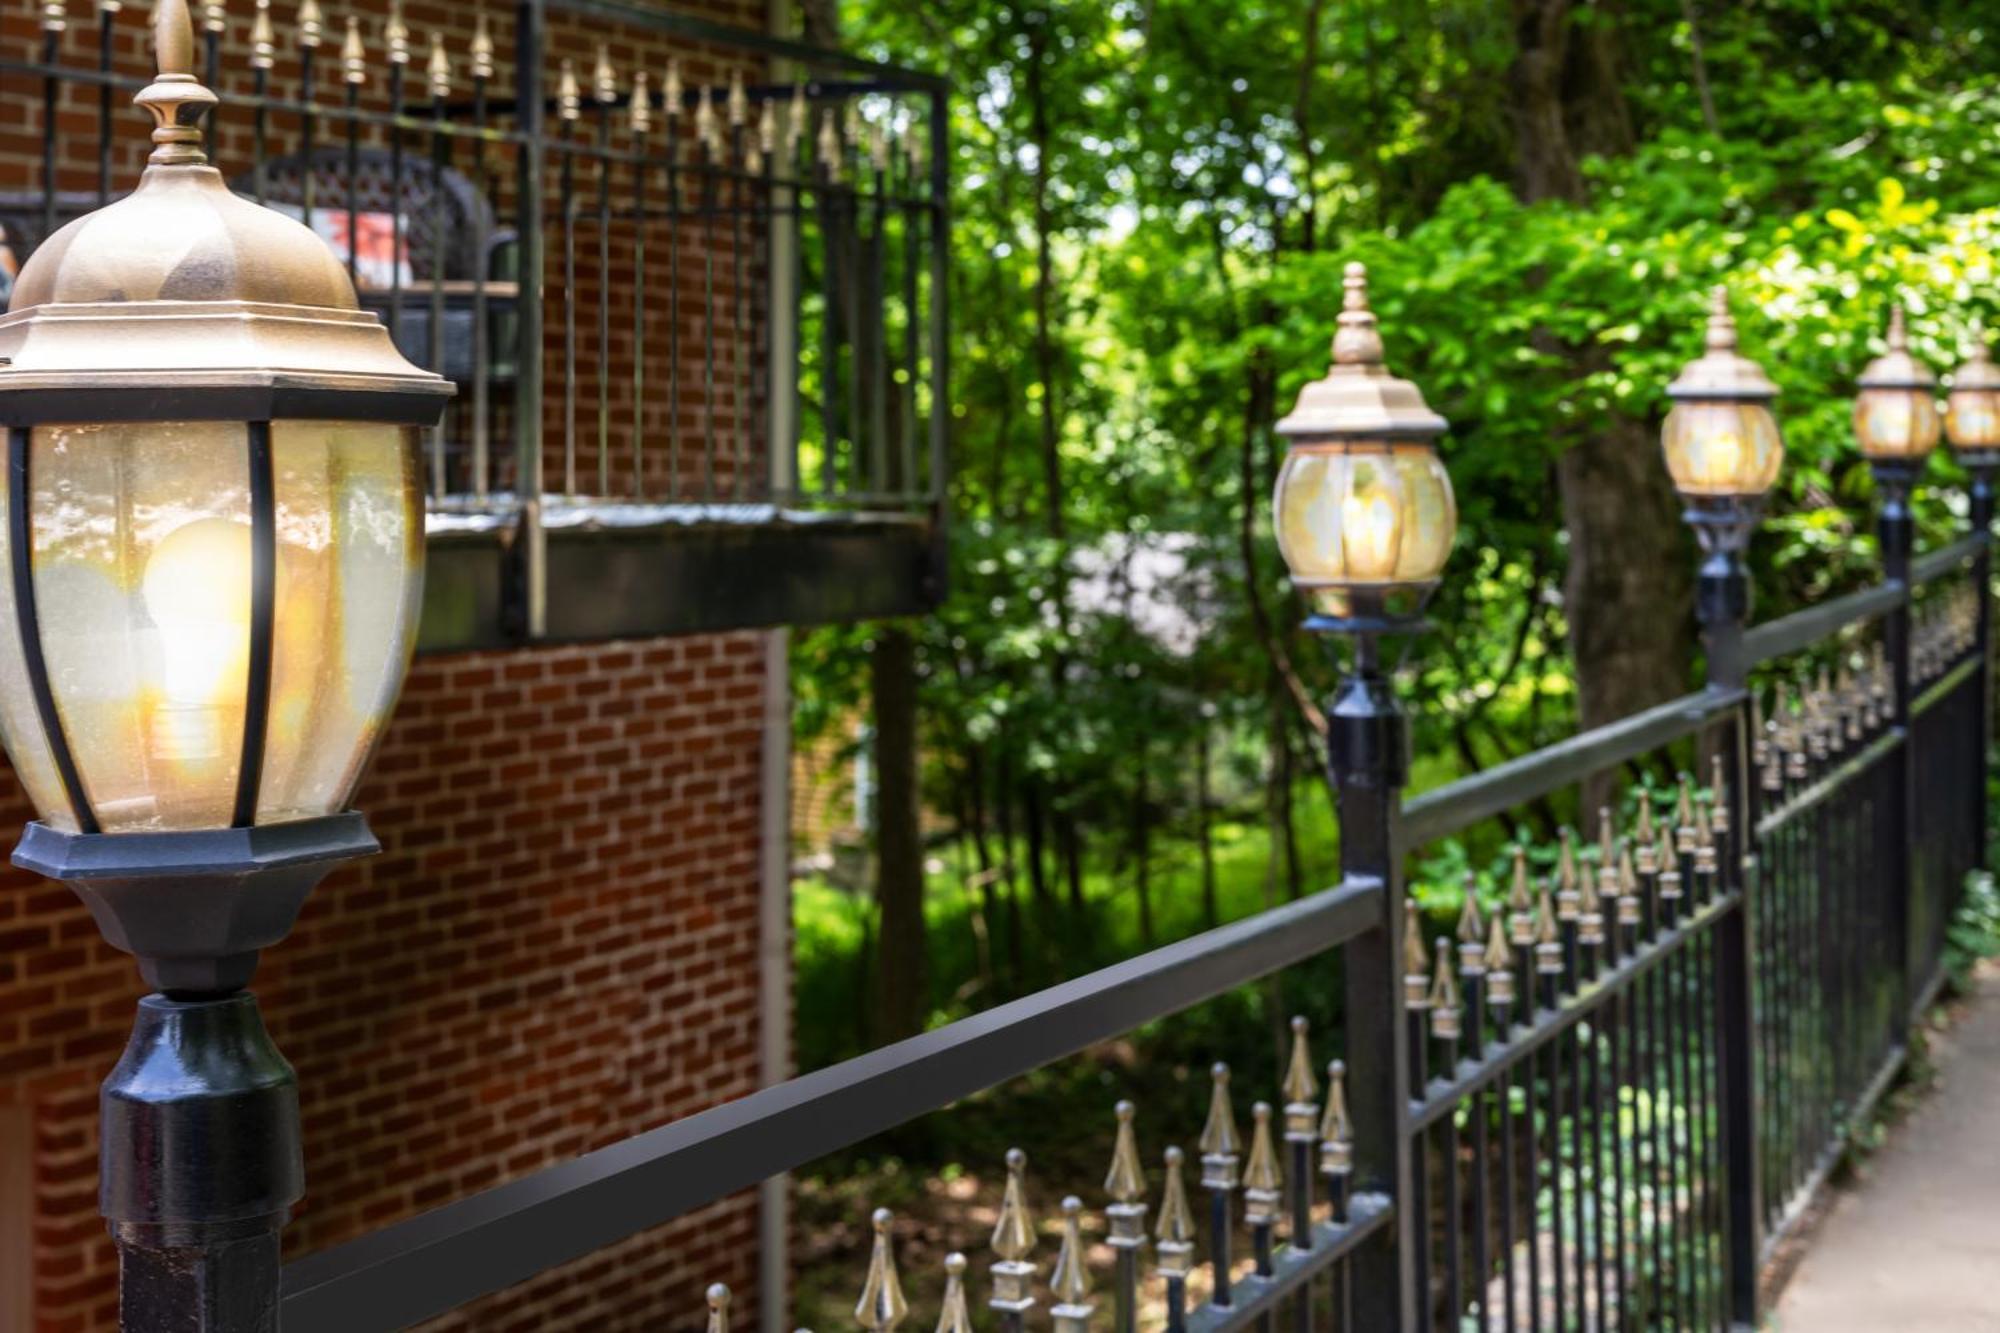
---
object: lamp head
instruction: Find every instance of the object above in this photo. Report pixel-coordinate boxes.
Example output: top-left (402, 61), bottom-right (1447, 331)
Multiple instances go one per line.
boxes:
top-left (1854, 305), bottom-right (1941, 463)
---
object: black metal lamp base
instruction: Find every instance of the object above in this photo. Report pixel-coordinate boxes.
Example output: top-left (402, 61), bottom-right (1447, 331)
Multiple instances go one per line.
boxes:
top-left (105, 992), bottom-right (302, 1333)
top-left (12, 812), bottom-right (377, 994)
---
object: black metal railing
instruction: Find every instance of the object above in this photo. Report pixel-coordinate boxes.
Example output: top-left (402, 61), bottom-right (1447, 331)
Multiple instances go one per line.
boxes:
top-left (2, 0), bottom-right (948, 536)
top-left (262, 512), bottom-right (1988, 1331)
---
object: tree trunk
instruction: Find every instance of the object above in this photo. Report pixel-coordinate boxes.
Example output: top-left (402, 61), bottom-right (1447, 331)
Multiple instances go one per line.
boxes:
top-left (1509, 0), bottom-right (1693, 737)
top-left (871, 626), bottom-right (926, 1042)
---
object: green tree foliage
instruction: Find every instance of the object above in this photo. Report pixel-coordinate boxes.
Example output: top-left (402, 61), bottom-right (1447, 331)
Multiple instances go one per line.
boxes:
top-left (793, 0), bottom-right (2000, 1060)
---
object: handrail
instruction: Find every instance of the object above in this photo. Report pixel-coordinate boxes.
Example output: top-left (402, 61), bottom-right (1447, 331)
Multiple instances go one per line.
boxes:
top-left (279, 876), bottom-right (1383, 1331)
top-left (1397, 688), bottom-right (1741, 847)
top-left (1745, 583), bottom-right (1903, 665)
top-left (1911, 531), bottom-right (1989, 585)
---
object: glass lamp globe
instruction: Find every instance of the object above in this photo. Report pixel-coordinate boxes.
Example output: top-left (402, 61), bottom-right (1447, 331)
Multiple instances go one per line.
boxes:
top-left (1661, 287), bottom-right (1784, 500)
top-left (1945, 340), bottom-right (2000, 461)
top-left (1854, 306), bottom-right (1941, 463)
top-left (1272, 263), bottom-right (1455, 625)
top-left (0, 10), bottom-right (451, 844)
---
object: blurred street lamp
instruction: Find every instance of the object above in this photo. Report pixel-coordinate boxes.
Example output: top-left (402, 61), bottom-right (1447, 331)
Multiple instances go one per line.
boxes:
top-left (0, 2), bottom-right (449, 1325)
top-left (1662, 287), bottom-right (1784, 689)
top-left (1854, 304), bottom-right (1938, 599)
top-left (1946, 334), bottom-right (1999, 867)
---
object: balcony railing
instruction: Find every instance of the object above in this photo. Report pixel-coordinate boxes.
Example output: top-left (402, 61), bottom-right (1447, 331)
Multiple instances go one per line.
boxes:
top-left (0, 0), bottom-right (950, 641)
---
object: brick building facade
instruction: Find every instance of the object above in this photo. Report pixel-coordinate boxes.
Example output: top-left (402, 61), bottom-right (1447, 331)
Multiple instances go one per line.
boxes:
top-left (0, 0), bottom-right (805, 1328)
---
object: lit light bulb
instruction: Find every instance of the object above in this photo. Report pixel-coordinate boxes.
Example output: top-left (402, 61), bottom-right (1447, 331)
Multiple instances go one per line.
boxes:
top-left (1696, 426), bottom-right (1743, 489)
top-left (1342, 486), bottom-right (1401, 580)
top-left (141, 517), bottom-right (251, 761)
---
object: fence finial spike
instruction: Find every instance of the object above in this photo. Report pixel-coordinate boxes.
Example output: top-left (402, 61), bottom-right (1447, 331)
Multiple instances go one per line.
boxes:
top-left (817, 108), bottom-right (842, 180)
top-left (1104, 1100), bottom-right (1145, 1204)
top-left (991, 1147), bottom-right (1035, 1262)
top-left (40, 0), bottom-right (66, 34)
top-left (663, 58), bottom-right (684, 116)
top-left (1657, 827), bottom-right (1683, 900)
top-left (202, 0), bottom-right (224, 36)
top-left (1616, 843), bottom-right (1642, 926)
top-left (385, 0), bottom-right (408, 65)
top-left (787, 80), bottom-right (807, 145)
top-left (629, 69), bottom-right (651, 134)
top-left (758, 99), bottom-right (777, 154)
top-left (1402, 897), bottom-right (1430, 1007)
top-left (707, 1284), bottom-right (732, 1333)
top-left (1282, 1015), bottom-right (1318, 1107)
top-left (1534, 879), bottom-right (1563, 974)
top-left (1428, 938), bottom-right (1463, 1038)
top-left (1050, 1196), bottom-right (1093, 1316)
top-left (469, 10), bottom-right (492, 79)
top-left (557, 59), bottom-right (580, 123)
top-left (340, 13), bottom-right (365, 84)
top-left (251, 0), bottom-right (275, 68)
top-left (856, 1209), bottom-right (910, 1332)
top-left (1556, 828), bottom-right (1580, 920)
top-left (296, 0), bottom-right (320, 48)
top-left (934, 1254), bottom-right (972, 1333)
top-left (1507, 846), bottom-right (1535, 945)
top-left (1155, 1146), bottom-right (1193, 1254)
top-left (1456, 873), bottom-right (1485, 946)
top-left (1318, 1060), bottom-right (1353, 1174)
top-left (1198, 1062), bottom-right (1240, 1159)
top-left (587, 42), bottom-right (612, 104)
top-left (1483, 912), bottom-right (1514, 976)
top-left (727, 68), bottom-right (748, 126)
top-left (1243, 1102), bottom-right (1281, 1196)
top-left (425, 31), bottom-right (449, 98)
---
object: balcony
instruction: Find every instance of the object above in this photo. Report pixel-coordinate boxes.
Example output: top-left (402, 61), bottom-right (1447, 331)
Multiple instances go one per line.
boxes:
top-left (0, 0), bottom-right (949, 648)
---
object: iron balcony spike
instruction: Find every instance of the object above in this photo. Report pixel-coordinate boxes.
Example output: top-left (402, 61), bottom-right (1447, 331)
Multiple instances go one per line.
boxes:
top-left (1282, 1016), bottom-right (1318, 1138)
top-left (1050, 1197), bottom-right (1094, 1333)
top-left (1154, 1146), bottom-right (1194, 1276)
top-left (1427, 940), bottom-right (1462, 1040)
top-left (1657, 830), bottom-right (1683, 901)
top-left (1635, 788), bottom-right (1656, 847)
top-left (1402, 898), bottom-right (1431, 1008)
top-left (1241, 1103), bottom-right (1282, 1224)
top-left (340, 13), bottom-right (364, 84)
top-left (1694, 800), bottom-right (1719, 876)
top-left (857, 1209), bottom-right (911, 1333)
top-left (1709, 754), bottom-right (1731, 836)
top-left (708, 1284), bottom-right (732, 1333)
top-left (1198, 1062), bottom-right (1241, 1189)
top-left (202, 0), bottom-right (224, 34)
top-left (1616, 844), bottom-right (1642, 926)
top-left (1483, 915), bottom-right (1516, 1006)
top-left (297, 0), bottom-right (320, 48)
top-left (1534, 881), bottom-right (1563, 975)
top-left (758, 99), bottom-right (777, 154)
top-left (745, 140), bottom-right (764, 176)
top-left (40, 0), bottom-right (65, 33)
top-left (1597, 805), bottom-right (1617, 868)
top-left (695, 93), bottom-right (718, 156)
top-left (663, 58), bottom-right (684, 116)
top-left (1103, 1100), bottom-right (1148, 1250)
top-left (629, 70), bottom-right (651, 135)
top-left (1507, 845), bottom-right (1535, 946)
top-left (990, 1148), bottom-right (1038, 1314)
top-left (1318, 1060), bottom-right (1353, 1175)
top-left (935, 1254), bottom-right (973, 1333)
top-left (593, 42), bottom-right (615, 104)
top-left (786, 81), bottom-right (807, 147)
top-left (425, 31), bottom-right (448, 98)
top-left (557, 59), bottom-right (580, 123)
top-left (842, 101), bottom-right (859, 147)
top-left (251, 0), bottom-right (274, 68)
top-left (469, 10), bottom-right (491, 79)
top-left (727, 68), bottom-right (747, 126)
top-left (1556, 828), bottom-right (1580, 921)
top-left (1675, 773), bottom-right (1698, 851)
top-left (1456, 873), bottom-right (1486, 976)
top-left (1576, 857), bottom-right (1605, 948)
top-left (817, 109), bottom-right (841, 181)
top-left (384, 0), bottom-right (407, 65)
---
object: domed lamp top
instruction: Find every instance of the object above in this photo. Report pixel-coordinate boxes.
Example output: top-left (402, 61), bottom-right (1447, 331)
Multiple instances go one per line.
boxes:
top-left (1945, 338), bottom-right (2000, 458)
top-left (1661, 288), bottom-right (1784, 500)
top-left (1853, 306), bottom-right (1941, 464)
top-left (1275, 263), bottom-right (1448, 443)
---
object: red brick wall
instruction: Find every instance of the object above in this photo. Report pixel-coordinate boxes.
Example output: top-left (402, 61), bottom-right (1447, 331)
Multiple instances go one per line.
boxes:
top-left (0, 634), bottom-right (772, 1331)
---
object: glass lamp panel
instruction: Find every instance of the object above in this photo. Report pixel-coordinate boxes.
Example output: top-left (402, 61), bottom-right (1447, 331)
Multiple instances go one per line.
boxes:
top-left (1274, 442), bottom-right (1455, 605)
top-left (29, 421), bottom-right (251, 832)
top-left (256, 421), bottom-right (422, 824)
top-left (1947, 390), bottom-right (2000, 451)
top-left (0, 456), bottom-right (76, 828)
top-left (1663, 401), bottom-right (1783, 496)
top-left (1390, 445), bottom-right (1456, 581)
top-left (1854, 388), bottom-right (1941, 459)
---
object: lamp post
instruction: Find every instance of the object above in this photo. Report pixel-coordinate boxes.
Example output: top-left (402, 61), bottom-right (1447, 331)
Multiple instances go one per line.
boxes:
top-left (1271, 261), bottom-right (1455, 1328)
top-left (1660, 287), bottom-right (1784, 691)
top-left (0, 2), bottom-right (449, 1327)
top-left (1656, 285), bottom-right (1782, 1326)
top-left (1945, 336), bottom-right (1999, 870)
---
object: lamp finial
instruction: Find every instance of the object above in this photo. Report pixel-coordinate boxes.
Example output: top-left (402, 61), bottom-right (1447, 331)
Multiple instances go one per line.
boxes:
top-left (135, 0), bottom-right (217, 166)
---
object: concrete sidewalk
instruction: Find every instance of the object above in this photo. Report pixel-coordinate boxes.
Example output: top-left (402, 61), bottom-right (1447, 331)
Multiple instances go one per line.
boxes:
top-left (1772, 964), bottom-right (2000, 1331)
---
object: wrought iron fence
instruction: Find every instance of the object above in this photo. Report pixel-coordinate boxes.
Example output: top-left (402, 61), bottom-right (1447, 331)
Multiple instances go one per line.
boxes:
top-left (0, 0), bottom-right (947, 522)
top-left (261, 510), bottom-right (1988, 1331)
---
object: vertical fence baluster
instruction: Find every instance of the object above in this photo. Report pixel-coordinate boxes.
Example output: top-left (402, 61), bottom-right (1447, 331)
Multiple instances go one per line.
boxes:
top-left (340, 16), bottom-right (362, 288)
top-left (250, 0), bottom-right (273, 203)
top-left (41, 1), bottom-right (62, 246)
top-left (990, 1149), bottom-right (1037, 1333)
top-left (558, 59), bottom-right (579, 497)
top-left (1403, 909), bottom-right (1433, 1329)
top-left (1319, 1062), bottom-right (1353, 1331)
top-left (1281, 1020), bottom-right (1318, 1333)
top-left (1104, 1101), bottom-right (1147, 1333)
top-left (1484, 915), bottom-right (1517, 1333)
top-left (630, 71), bottom-right (650, 498)
top-left (1199, 1062), bottom-right (1241, 1310)
top-left (699, 90), bottom-right (721, 499)
top-left (1456, 891), bottom-right (1491, 1328)
top-left (97, 0), bottom-right (116, 205)
top-left (731, 72), bottom-right (752, 498)
top-left (1243, 1103), bottom-right (1280, 1333)
top-left (386, 0), bottom-right (407, 345)
top-left (1158, 1146), bottom-right (1194, 1333)
top-left (593, 46), bottom-right (614, 497)
top-left (664, 60), bottom-right (685, 500)
top-left (201, 0), bottom-right (221, 156)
